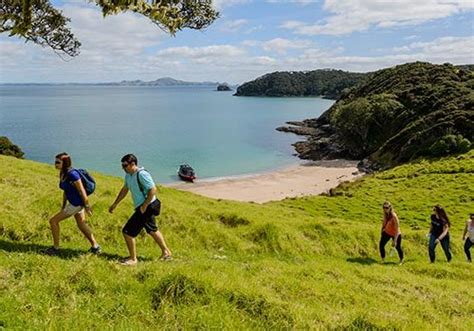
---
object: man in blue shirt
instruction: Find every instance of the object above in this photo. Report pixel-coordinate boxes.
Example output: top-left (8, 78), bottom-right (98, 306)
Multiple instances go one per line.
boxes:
top-left (109, 154), bottom-right (172, 265)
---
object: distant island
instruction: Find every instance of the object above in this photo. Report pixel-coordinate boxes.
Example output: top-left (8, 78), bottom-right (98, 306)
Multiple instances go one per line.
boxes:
top-left (278, 62), bottom-right (474, 170)
top-left (0, 77), bottom-right (222, 87)
top-left (234, 69), bottom-right (367, 99)
top-left (217, 84), bottom-right (232, 91)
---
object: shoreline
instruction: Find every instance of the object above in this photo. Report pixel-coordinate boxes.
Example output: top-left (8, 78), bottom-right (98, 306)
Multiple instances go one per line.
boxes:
top-left (166, 159), bottom-right (362, 203)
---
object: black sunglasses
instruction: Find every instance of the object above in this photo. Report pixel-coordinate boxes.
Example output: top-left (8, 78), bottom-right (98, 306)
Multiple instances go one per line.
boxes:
top-left (55, 160), bottom-right (61, 164)
top-left (121, 163), bottom-right (129, 168)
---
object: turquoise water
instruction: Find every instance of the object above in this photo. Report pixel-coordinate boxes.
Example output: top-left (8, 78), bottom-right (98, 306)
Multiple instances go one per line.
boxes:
top-left (0, 85), bottom-right (334, 183)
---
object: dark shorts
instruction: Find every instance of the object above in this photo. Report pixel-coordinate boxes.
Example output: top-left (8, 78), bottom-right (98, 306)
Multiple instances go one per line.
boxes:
top-left (122, 200), bottom-right (161, 238)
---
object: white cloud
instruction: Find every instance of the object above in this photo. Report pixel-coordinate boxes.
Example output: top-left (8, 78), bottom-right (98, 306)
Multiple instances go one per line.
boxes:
top-left (213, 0), bottom-right (252, 10)
top-left (154, 45), bottom-right (246, 59)
top-left (281, 0), bottom-right (474, 35)
top-left (261, 38), bottom-right (314, 54)
top-left (219, 19), bottom-right (249, 32)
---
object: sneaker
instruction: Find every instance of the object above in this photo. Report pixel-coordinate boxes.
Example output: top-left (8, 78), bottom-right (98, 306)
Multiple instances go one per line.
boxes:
top-left (88, 245), bottom-right (101, 254)
top-left (43, 247), bottom-right (59, 256)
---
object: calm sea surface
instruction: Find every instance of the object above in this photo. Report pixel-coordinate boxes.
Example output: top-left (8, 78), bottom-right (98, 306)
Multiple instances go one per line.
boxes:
top-left (0, 85), bottom-right (334, 183)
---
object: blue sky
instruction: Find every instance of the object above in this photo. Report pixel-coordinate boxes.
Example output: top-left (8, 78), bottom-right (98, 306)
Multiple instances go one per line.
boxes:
top-left (0, 0), bottom-right (473, 84)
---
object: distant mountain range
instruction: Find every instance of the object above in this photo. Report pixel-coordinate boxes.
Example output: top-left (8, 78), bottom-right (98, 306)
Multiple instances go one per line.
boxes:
top-left (1, 77), bottom-right (233, 87)
top-left (98, 77), bottom-right (221, 86)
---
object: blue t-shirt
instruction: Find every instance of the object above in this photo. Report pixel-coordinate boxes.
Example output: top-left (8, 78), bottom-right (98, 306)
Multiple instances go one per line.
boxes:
top-left (59, 169), bottom-right (83, 207)
top-left (124, 168), bottom-right (156, 208)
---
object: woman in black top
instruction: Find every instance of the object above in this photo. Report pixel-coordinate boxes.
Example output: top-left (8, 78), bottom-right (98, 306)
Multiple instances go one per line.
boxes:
top-left (428, 205), bottom-right (452, 263)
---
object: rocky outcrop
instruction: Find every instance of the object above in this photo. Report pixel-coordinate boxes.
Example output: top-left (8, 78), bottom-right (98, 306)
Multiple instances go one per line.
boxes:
top-left (217, 84), bottom-right (232, 91)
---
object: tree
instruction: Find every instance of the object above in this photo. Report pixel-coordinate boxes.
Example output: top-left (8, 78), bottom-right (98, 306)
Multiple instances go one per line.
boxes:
top-left (0, 136), bottom-right (24, 158)
top-left (0, 0), bottom-right (218, 57)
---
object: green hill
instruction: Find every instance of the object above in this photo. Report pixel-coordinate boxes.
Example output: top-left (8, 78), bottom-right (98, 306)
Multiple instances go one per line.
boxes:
top-left (0, 152), bottom-right (473, 329)
top-left (284, 62), bottom-right (474, 169)
top-left (234, 70), bottom-right (367, 99)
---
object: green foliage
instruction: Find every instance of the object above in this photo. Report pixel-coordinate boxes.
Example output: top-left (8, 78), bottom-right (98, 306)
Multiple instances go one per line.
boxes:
top-left (324, 62), bottom-right (474, 167)
top-left (0, 152), bottom-right (473, 329)
top-left (235, 70), bottom-right (367, 99)
top-left (429, 134), bottom-right (471, 156)
top-left (0, 0), bottom-right (80, 56)
top-left (0, 0), bottom-right (218, 56)
top-left (0, 136), bottom-right (24, 158)
top-left (331, 94), bottom-right (404, 156)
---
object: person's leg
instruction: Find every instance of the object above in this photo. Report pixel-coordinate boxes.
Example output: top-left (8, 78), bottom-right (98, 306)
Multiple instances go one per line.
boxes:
top-left (123, 233), bottom-right (137, 263)
top-left (121, 210), bottom-right (143, 264)
top-left (463, 238), bottom-right (472, 262)
top-left (428, 234), bottom-right (437, 263)
top-left (395, 234), bottom-right (404, 262)
top-left (379, 232), bottom-right (391, 261)
top-left (74, 211), bottom-right (99, 248)
top-left (142, 205), bottom-right (171, 259)
top-left (440, 236), bottom-right (452, 262)
top-left (49, 209), bottom-right (71, 249)
top-left (148, 230), bottom-right (172, 259)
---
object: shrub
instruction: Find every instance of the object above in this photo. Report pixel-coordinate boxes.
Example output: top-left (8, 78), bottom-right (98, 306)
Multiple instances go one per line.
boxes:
top-left (428, 134), bottom-right (471, 156)
top-left (0, 136), bottom-right (24, 158)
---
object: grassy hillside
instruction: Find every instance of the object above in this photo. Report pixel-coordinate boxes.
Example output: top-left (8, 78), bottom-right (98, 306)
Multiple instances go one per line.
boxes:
top-left (0, 152), bottom-right (473, 330)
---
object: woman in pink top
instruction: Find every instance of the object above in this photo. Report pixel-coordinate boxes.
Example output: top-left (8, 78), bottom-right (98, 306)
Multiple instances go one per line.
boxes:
top-left (462, 213), bottom-right (474, 263)
top-left (379, 201), bottom-right (404, 264)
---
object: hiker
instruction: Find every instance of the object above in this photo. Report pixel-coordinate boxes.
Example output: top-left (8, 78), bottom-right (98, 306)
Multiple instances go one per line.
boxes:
top-left (108, 154), bottom-right (171, 265)
top-left (428, 205), bottom-right (452, 263)
top-left (45, 152), bottom-right (101, 256)
top-left (462, 213), bottom-right (474, 262)
top-left (379, 201), bottom-right (404, 264)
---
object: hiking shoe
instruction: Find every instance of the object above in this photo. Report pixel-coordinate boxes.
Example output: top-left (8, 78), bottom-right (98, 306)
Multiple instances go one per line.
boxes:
top-left (88, 245), bottom-right (101, 254)
top-left (43, 247), bottom-right (59, 256)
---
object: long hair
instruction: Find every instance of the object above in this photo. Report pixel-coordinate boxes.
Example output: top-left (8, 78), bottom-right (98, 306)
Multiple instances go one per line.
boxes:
top-left (55, 152), bottom-right (72, 180)
top-left (434, 205), bottom-right (451, 227)
top-left (383, 201), bottom-right (395, 222)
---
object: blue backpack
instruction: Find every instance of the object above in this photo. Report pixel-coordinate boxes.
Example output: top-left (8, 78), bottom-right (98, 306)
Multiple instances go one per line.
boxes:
top-left (76, 169), bottom-right (96, 195)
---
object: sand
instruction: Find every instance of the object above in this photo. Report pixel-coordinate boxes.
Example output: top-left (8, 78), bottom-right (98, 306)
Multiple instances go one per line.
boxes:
top-left (166, 159), bottom-right (362, 203)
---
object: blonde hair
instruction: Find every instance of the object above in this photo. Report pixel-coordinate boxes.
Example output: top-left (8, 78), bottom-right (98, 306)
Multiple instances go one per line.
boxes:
top-left (383, 201), bottom-right (395, 220)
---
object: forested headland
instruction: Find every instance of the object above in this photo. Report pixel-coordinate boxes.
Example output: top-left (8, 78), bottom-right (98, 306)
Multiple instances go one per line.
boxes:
top-left (278, 62), bottom-right (474, 170)
top-left (234, 69), bottom-right (367, 99)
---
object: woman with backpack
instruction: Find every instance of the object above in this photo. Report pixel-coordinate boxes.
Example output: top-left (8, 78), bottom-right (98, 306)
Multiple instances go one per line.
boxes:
top-left (428, 205), bottom-right (452, 263)
top-left (379, 201), bottom-right (404, 264)
top-left (44, 152), bottom-right (101, 256)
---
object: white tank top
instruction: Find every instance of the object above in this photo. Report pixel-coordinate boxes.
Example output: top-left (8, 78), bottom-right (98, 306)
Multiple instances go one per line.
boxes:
top-left (468, 220), bottom-right (474, 242)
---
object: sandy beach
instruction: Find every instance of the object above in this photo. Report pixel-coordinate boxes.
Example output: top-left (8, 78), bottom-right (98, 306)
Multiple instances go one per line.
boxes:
top-left (167, 159), bottom-right (362, 203)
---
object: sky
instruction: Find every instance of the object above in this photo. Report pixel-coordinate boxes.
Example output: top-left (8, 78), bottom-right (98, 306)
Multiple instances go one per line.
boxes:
top-left (0, 0), bottom-right (473, 84)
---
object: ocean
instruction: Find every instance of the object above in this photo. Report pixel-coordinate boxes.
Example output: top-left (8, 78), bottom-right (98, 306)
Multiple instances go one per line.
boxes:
top-left (0, 85), bottom-right (334, 183)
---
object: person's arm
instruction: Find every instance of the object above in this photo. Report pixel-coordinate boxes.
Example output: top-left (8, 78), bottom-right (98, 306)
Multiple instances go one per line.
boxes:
top-left (109, 186), bottom-right (129, 213)
top-left (62, 192), bottom-right (67, 209)
top-left (462, 221), bottom-right (468, 241)
top-left (437, 223), bottom-right (449, 242)
top-left (73, 179), bottom-right (92, 215)
top-left (139, 186), bottom-right (157, 214)
top-left (392, 214), bottom-right (400, 246)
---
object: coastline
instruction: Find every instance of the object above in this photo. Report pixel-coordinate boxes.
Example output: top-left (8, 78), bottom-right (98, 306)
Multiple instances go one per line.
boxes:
top-left (166, 159), bottom-right (362, 203)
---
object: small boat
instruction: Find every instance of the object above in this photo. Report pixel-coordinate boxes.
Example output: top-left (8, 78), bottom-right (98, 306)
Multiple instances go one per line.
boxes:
top-left (178, 164), bottom-right (196, 182)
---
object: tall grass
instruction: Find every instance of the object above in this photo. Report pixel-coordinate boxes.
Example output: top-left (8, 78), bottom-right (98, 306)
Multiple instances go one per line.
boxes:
top-left (0, 151), bottom-right (473, 329)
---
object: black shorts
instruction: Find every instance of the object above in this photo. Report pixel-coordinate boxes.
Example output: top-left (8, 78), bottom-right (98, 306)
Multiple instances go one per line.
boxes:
top-left (122, 200), bottom-right (161, 237)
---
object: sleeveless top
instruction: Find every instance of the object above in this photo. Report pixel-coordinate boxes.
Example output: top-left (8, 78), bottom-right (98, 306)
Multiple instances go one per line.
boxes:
top-left (468, 220), bottom-right (474, 242)
top-left (383, 214), bottom-right (400, 237)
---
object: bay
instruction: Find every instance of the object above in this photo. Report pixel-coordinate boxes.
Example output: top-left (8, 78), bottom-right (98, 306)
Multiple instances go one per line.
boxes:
top-left (0, 85), bottom-right (334, 183)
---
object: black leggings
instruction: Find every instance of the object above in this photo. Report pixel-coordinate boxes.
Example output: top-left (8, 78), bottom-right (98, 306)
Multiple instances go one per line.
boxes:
top-left (379, 232), bottom-right (404, 261)
top-left (465, 238), bottom-right (473, 262)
